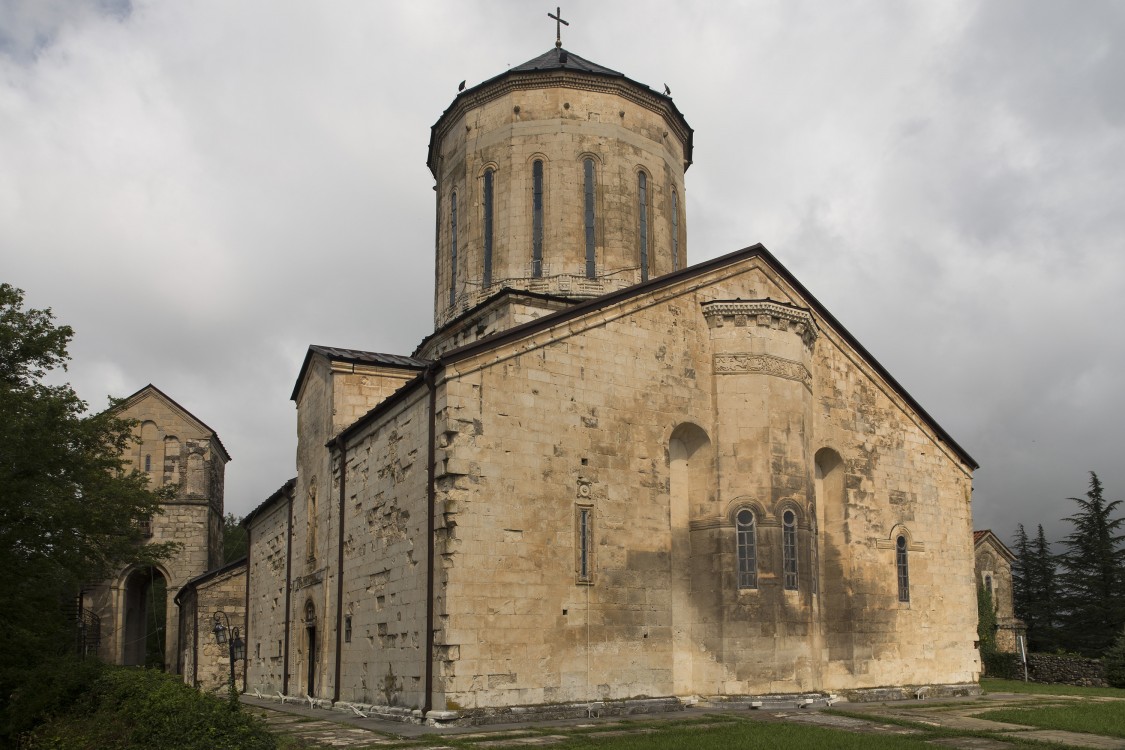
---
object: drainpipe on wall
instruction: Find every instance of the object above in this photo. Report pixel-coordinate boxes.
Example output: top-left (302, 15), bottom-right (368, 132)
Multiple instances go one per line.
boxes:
top-left (244, 525), bottom-right (252, 693)
top-left (333, 436), bottom-right (347, 703)
top-left (423, 364), bottom-right (438, 716)
top-left (283, 491), bottom-right (293, 694)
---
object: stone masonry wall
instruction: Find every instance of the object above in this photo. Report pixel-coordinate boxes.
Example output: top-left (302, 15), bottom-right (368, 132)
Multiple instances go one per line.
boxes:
top-left (246, 490), bottom-right (292, 695)
top-left (335, 388), bottom-right (431, 708)
top-left (426, 255), bottom-right (977, 708)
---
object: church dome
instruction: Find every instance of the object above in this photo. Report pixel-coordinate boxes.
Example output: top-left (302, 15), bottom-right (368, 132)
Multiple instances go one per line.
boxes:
top-left (427, 47), bottom-right (694, 328)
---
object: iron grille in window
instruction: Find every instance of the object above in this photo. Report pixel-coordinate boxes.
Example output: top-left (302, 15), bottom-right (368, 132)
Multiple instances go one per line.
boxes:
top-left (736, 509), bottom-right (757, 589)
top-left (577, 507), bottom-right (592, 583)
top-left (532, 159), bottom-right (544, 277)
top-left (638, 171), bottom-right (649, 282)
top-left (897, 535), bottom-right (910, 602)
top-left (583, 158), bottom-right (596, 279)
top-left (483, 169), bottom-right (494, 287)
top-left (783, 510), bottom-right (798, 591)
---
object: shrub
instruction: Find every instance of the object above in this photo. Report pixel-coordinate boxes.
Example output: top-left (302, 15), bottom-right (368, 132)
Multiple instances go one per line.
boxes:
top-left (26, 666), bottom-right (275, 750)
top-left (982, 649), bottom-right (1021, 680)
top-left (1105, 628), bottom-right (1125, 688)
top-left (0, 656), bottom-right (105, 747)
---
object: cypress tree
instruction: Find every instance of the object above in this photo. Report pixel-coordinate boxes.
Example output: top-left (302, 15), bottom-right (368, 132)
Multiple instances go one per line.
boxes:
top-left (1057, 472), bottom-right (1125, 655)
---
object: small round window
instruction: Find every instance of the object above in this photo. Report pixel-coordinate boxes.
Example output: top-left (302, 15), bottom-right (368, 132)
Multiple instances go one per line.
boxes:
top-left (737, 509), bottom-right (753, 526)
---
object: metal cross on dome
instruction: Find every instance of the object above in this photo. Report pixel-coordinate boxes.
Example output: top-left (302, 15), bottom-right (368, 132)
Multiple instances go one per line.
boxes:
top-left (548, 6), bottom-right (569, 49)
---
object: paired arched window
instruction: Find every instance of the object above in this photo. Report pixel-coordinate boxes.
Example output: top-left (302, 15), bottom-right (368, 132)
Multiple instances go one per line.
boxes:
top-left (531, 159), bottom-right (544, 277)
top-left (482, 168), bottom-right (495, 287)
top-left (736, 509), bottom-right (757, 589)
top-left (897, 535), bottom-right (910, 602)
top-left (783, 510), bottom-right (799, 591)
top-left (637, 171), bottom-right (649, 281)
top-left (583, 158), bottom-right (597, 279)
top-left (449, 191), bottom-right (458, 307)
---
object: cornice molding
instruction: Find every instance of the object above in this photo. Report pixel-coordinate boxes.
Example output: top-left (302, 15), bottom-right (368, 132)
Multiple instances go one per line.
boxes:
top-left (701, 299), bottom-right (818, 348)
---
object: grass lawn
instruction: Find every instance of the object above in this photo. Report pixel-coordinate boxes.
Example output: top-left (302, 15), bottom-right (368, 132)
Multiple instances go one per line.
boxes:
top-left (981, 678), bottom-right (1125, 699)
top-left (974, 703), bottom-right (1125, 739)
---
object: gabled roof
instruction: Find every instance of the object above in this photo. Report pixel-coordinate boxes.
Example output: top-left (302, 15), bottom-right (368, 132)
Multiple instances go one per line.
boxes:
top-left (114, 384), bottom-right (231, 463)
top-left (974, 529), bottom-right (1016, 562)
top-left (335, 243), bottom-right (978, 471)
top-left (172, 555), bottom-right (247, 605)
top-left (290, 345), bottom-right (430, 402)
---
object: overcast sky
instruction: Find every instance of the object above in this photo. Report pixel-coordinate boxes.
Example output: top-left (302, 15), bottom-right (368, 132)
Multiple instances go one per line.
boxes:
top-left (3, 0), bottom-right (1122, 548)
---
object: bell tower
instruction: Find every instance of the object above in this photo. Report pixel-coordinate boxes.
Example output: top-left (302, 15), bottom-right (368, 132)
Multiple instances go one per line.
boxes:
top-left (426, 45), bottom-right (694, 333)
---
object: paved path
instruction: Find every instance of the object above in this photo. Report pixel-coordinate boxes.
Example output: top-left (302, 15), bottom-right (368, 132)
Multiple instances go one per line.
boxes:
top-left (242, 691), bottom-right (1125, 749)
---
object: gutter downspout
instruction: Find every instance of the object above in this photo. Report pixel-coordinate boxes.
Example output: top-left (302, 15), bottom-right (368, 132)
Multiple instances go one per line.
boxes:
top-left (244, 525), bottom-right (252, 693)
top-left (192, 593), bottom-right (199, 688)
top-left (333, 436), bottom-right (347, 703)
top-left (423, 364), bottom-right (438, 716)
top-left (283, 491), bottom-right (293, 694)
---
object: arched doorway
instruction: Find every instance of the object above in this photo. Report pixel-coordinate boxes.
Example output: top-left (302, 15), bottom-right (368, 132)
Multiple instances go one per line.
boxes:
top-left (121, 566), bottom-right (168, 668)
top-left (304, 601), bottom-right (317, 696)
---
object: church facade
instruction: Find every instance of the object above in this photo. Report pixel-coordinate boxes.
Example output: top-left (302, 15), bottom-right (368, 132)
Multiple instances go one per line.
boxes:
top-left (85, 385), bottom-right (228, 671)
top-left (244, 45), bottom-right (980, 719)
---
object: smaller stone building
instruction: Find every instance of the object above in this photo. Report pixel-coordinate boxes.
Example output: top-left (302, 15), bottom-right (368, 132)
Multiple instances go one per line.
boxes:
top-left (973, 529), bottom-right (1025, 653)
top-left (84, 385), bottom-right (229, 670)
top-left (175, 558), bottom-right (248, 692)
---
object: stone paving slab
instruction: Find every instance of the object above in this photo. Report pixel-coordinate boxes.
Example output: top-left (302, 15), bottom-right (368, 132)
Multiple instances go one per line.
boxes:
top-left (925, 738), bottom-right (1020, 749)
top-left (473, 736), bottom-right (569, 747)
top-left (1001, 731), bottom-right (1125, 749)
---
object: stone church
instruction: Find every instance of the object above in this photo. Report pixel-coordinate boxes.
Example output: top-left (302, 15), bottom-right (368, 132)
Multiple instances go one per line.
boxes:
top-left (83, 385), bottom-right (229, 670)
top-left (242, 41), bottom-right (981, 720)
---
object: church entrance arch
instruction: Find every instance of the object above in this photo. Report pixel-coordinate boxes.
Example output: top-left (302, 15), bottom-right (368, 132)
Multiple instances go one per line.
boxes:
top-left (120, 565), bottom-right (168, 668)
top-left (668, 423), bottom-right (712, 695)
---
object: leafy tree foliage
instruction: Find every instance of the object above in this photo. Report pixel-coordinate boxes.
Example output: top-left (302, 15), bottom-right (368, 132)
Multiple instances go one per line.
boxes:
top-left (1057, 472), bottom-right (1125, 656)
top-left (0, 284), bottom-right (172, 711)
top-left (223, 512), bottom-right (248, 564)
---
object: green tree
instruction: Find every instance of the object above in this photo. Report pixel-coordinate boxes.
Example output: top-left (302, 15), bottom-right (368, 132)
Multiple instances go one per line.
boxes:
top-left (222, 512), bottom-right (248, 564)
top-left (1105, 627), bottom-right (1125, 688)
top-left (1013, 523), bottom-right (1062, 652)
top-left (0, 284), bottom-right (172, 715)
top-left (1057, 472), bottom-right (1125, 656)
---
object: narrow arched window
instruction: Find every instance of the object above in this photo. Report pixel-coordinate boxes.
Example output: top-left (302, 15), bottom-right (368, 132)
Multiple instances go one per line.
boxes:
top-left (638, 171), bottom-right (649, 282)
top-left (449, 191), bottom-right (458, 308)
top-left (736, 509), bottom-right (757, 589)
top-left (984, 574), bottom-right (992, 597)
top-left (897, 535), bottom-right (910, 602)
top-left (671, 189), bottom-right (680, 271)
top-left (144, 454), bottom-right (152, 472)
top-left (532, 160), bottom-right (544, 277)
top-left (783, 510), bottom-right (798, 591)
top-left (483, 168), bottom-right (495, 287)
top-left (583, 158), bottom-right (596, 279)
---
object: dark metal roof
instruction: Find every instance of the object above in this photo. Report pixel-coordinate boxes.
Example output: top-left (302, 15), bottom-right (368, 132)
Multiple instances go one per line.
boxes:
top-left (428, 47), bottom-right (693, 176)
top-left (290, 345), bottom-right (431, 402)
top-left (172, 555), bottom-right (247, 605)
top-left (509, 47), bottom-right (624, 76)
top-left (337, 244), bottom-right (978, 471)
top-left (241, 477), bottom-right (296, 529)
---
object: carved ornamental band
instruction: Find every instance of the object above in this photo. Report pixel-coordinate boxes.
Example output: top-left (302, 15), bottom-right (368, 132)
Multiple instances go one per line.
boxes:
top-left (714, 353), bottom-right (813, 387)
top-left (701, 299), bottom-right (818, 348)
